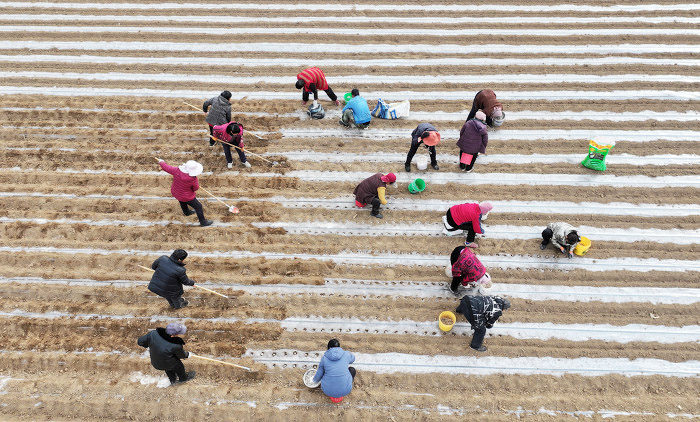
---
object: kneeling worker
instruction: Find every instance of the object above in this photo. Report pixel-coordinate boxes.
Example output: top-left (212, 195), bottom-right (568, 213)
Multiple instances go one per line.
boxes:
top-left (340, 89), bottom-right (371, 129)
top-left (312, 339), bottom-right (356, 403)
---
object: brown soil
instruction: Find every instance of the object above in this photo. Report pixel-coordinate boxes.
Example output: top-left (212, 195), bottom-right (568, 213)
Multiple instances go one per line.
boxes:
top-left (0, 1), bottom-right (699, 420)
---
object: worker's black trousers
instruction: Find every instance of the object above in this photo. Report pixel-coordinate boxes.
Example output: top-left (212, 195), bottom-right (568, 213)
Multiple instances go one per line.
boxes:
top-left (541, 228), bottom-right (554, 247)
top-left (179, 199), bottom-right (206, 225)
top-left (222, 142), bottom-right (247, 164)
top-left (165, 360), bottom-right (188, 384)
top-left (446, 210), bottom-right (477, 242)
top-left (405, 140), bottom-right (437, 166)
top-left (165, 295), bottom-right (187, 309)
top-left (471, 326), bottom-right (487, 349)
top-left (349, 367), bottom-right (356, 379)
top-left (302, 87), bottom-right (338, 102)
top-left (369, 197), bottom-right (381, 215)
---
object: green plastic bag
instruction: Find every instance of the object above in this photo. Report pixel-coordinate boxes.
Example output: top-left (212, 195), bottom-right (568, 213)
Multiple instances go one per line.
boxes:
top-left (581, 140), bottom-right (615, 171)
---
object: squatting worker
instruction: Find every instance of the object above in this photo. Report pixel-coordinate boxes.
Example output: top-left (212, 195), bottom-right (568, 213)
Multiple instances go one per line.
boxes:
top-left (295, 67), bottom-right (340, 106)
top-left (203, 90), bottom-right (233, 146)
top-left (339, 88), bottom-right (371, 129)
top-left (156, 158), bottom-right (213, 227)
top-left (137, 322), bottom-right (195, 385)
top-left (312, 338), bottom-right (356, 403)
top-left (148, 249), bottom-right (196, 309)
top-left (353, 172), bottom-right (396, 219)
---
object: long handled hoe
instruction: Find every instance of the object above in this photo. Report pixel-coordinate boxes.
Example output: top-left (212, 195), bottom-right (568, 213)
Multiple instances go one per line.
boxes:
top-left (199, 186), bottom-right (240, 215)
top-left (184, 101), bottom-right (270, 141)
top-left (188, 352), bottom-right (252, 371)
top-left (136, 264), bottom-right (230, 299)
top-left (209, 135), bottom-right (279, 167)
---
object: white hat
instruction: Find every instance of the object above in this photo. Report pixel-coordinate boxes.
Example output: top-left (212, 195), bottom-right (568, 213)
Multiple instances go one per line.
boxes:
top-left (178, 160), bottom-right (203, 177)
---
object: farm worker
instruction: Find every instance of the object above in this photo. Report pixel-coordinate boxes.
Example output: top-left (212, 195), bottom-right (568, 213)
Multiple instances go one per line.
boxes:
top-left (540, 222), bottom-right (581, 259)
top-left (353, 172), bottom-right (396, 219)
top-left (457, 111), bottom-right (488, 172)
top-left (148, 249), bottom-right (196, 309)
top-left (157, 158), bottom-right (213, 227)
top-left (442, 202), bottom-right (493, 247)
top-left (212, 121), bottom-right (251, 169)
top-left (405, 123), bottom-right (440, 172)
top-left (295, 67), bottom-right (340, 106)
top-left (466, 89), bottom-right (505, 128)
top-left (312, 339), bottom-right (356, 403)
top-left (203, 90), bottom-right (233, 146)
top-left (449, 245), bottom-right (491, 294)
top-left (339, 88), bottom-right (371, 129)
top-left (137, 322), bottom-right (195, 385)
top-left (456, 295), bottom-right (510, 352)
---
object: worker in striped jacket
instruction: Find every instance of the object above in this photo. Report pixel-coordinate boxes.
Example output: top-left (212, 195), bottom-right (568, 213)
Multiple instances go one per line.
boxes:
top-left (295, 67), bottom-right (340, 106)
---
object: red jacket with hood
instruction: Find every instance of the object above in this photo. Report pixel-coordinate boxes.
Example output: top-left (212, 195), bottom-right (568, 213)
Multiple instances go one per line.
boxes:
top-left (159, 161), bottom-right (199, 202)
top-left (449, 203), bottom-right (483, 234)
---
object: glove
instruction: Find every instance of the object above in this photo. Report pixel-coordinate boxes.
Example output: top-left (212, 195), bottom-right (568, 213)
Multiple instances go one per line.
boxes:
top-left (186, 351), bottom-right (190, 358)
top-left (568, 251), bottom-right (574, 259)
top-left (485, 323), bottom-right (493, 329)
top-left (559, 246), bottom-right (566, 254)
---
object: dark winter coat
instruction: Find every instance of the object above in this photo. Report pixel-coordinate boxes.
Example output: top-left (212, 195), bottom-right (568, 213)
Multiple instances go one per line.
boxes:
top-left (456, 295), bottom-right (508, 330)
top-left (353, 173), bottom-right (387, 205)
top-left (148, 255), bottom-right (195, 298)
top-left (137, 328), bottom-right (189, 370)
top-left (457, 119), bottom-right (488, 154)
top-left (203, 95), bottom-right (232, 126)
top-left (312, 347), bottom-right (355, 398)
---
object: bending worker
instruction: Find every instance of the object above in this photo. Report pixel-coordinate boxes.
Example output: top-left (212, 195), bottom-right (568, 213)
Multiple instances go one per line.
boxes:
top-left (339, 89), bottom-right (371, 129)
top-left (353, 172), bottom-right (396, 219)
top-left (137, 322), bottom-right (195, 385)
top-left (295, 67), bottom-right (340, 106)
top-left (456, 295), bottom-right (511, 352)
top-left (466, 89), bottom-right (505, 127)
top-left (405, 122), bottom-right (440, 172)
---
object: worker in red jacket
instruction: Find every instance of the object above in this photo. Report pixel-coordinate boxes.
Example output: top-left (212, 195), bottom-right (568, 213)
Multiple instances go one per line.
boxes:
top-left (442, 202), bottom-right (493, 248)
top-left (156, 159), bottom-right (212, 227)
top-left (295, 67), bottom-right (340, 106)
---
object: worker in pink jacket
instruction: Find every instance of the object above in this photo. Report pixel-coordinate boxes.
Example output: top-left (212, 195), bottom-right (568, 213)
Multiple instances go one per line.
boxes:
top-left (157, 159), bottom-right (212, 227)
top-left (442, 202), bottom-right (493, 248)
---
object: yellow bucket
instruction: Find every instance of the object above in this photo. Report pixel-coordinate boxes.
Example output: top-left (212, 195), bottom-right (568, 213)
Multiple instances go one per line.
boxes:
top-left (438, 311), bottom-right (456, 332)
top-left (573, 236), bottom-right (591, 256)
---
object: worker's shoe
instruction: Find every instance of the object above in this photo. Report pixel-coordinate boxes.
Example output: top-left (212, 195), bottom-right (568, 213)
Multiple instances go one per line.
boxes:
top-left (404, 163), bottom-right (411, 172)
top-left (471, 345), bottom-right (487, 352)
top-left (338, 119), bottom-right (350, 127)
top-left (243, 161), bottom-right (252, 168)
top-left (539, 243), bottom-right (547, 250)
top-left (200, 219), bottom-right (214, 227)
top-left (370, 212), bottom-right (383, 219)
top-left (179, 371), bottom-right (196, 383)
top-left (431, 163), bottom-right (439, 170)
top-left (227, 162), bottom-right (233, 169)
top-left (184, 209), bottom-right (195, 216)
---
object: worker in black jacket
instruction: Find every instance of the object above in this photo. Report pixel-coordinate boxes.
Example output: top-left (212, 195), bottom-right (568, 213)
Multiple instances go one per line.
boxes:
top-left (456, 295), bottom-right (511, 352)
top-left (137, 322), bottom-right (195, 385)
top-left (148, 249), bottom-right (195, 309)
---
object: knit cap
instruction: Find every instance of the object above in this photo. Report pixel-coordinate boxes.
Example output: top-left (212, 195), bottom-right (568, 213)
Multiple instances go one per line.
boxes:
top-left (475, 111), bottom-right (487, 122)
top-left (381, 173), bottom-right (397, 184)
top-left (479, 202), bottom-right (494, 215)
top-left (165, 322), bottom-right (187, 336)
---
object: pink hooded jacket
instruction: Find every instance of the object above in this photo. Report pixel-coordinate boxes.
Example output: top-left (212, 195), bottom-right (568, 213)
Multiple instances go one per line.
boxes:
top-left (159, 161), bottom-right (199, 202)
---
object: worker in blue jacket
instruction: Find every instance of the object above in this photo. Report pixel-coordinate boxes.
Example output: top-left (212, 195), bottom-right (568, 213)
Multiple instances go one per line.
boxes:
top-left (312, 339), bottom-right (356, 401)
top-left (339, 88), bottom-right (371, 129)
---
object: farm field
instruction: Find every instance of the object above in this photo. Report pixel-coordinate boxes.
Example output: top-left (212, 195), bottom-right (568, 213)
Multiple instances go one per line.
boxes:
top-left (0, 1), bottom-right (699, 420)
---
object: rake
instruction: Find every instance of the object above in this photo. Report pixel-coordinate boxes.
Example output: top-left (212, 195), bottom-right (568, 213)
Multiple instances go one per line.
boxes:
top-left (209, 135), bottom-right (279, 167)
top-left (199, 186), bottom-right (240, 214)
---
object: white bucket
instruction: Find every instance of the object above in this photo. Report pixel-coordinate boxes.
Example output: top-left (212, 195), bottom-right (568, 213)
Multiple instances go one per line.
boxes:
top-left (416, 155), bottom-right (428, 170)
top-left (303, 369), bottom-right (321, 388)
